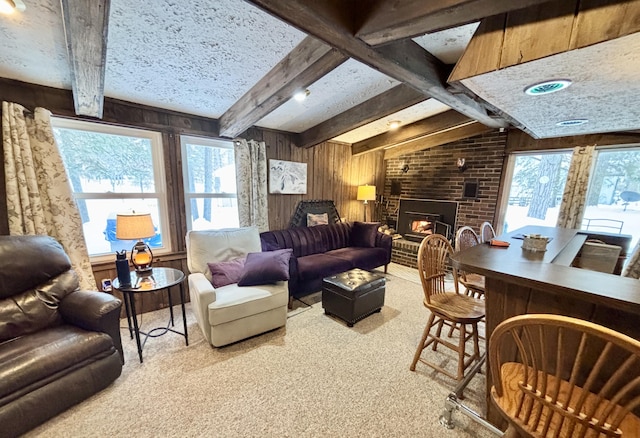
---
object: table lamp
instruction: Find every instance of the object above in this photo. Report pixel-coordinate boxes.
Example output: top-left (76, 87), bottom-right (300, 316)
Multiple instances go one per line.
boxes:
top-left (357, 185), bottom-right (376, 222)
top-left (116, 212), bottom-right (156, 273)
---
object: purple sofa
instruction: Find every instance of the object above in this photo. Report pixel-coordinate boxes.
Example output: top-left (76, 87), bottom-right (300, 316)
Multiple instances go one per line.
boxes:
top-left (260, 222), bottom-right (392, 298)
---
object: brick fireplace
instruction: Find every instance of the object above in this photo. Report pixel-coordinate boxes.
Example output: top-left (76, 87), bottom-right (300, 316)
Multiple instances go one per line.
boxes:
top-left (383, 131), bottom-right (507, 268)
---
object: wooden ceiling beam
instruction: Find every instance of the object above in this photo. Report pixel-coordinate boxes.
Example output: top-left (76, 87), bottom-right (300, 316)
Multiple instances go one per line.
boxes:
top-left (352, 110), bottom-right (473, 156)
top-left (356, 0), bottom-right (556, 46)
top-left (219, 36), bottom-right (348, 138)
top-left (384, 122), bottom-right (493, 160)
top-left (246, 0), bottom-right (508, 129)
top-left (297, 84), bottom-right (428, 149)
top-left (60, 0), bottom-right (110, 118)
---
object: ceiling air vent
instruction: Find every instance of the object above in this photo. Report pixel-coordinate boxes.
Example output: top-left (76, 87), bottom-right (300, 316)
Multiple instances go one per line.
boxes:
top-left (524, 80), bottom-right (572, 96)
top-left (556, 119), bottom-right (589, 127)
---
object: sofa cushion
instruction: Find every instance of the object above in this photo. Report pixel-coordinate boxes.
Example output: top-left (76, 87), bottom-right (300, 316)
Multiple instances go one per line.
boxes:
top-left (0, 325), bottom-right (116, 399)
top-left (296, 253), bottom-right (353, 281)
top-left (238, 249), bottom-right (293, 286)
top-left (207, 257), bottom-right (246, 288)
top-left (351, 221), bottom-right (380, 248)
top-left (325, 247), bottom-right (390, 271)
top-left (317, 221), bottom-right (352, 251)
top-left (0, 270), bottom-right (79, 343)
top-left (259, 227), bottom-right (327, 258)
top-left (0, 236), bottom-right (72, 298)
top-left (208, 282), bottom-right (288, 326)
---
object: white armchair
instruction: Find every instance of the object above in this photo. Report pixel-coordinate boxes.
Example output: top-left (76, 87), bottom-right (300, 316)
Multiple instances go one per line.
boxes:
top-left (186, 227), bottom-right (288, 347)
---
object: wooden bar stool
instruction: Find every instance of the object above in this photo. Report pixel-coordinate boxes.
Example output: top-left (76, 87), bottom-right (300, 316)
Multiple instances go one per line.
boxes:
top-left (410, 234), bottom-right (485, 381)
top-left (480, 221), bottom-right (496, 243)
top-left (490, 314), bottom-right (640, 437)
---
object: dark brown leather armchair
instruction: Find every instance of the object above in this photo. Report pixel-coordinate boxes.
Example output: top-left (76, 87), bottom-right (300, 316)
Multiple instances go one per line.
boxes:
top-left (0, 235), bottom-right (123, 437)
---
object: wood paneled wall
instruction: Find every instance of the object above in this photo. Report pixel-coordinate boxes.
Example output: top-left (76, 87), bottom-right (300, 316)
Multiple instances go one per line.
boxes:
top-left (245, 128), bottom-right (385, 229)
top-left (0, 78), bottom-right (384, 313)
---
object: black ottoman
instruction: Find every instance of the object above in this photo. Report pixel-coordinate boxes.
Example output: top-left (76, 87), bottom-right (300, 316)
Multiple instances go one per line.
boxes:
top-left (322, 268), bottom-right (386, 327)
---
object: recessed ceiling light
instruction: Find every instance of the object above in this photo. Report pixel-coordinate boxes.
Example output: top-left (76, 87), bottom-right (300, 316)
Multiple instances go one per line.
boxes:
top-left (388, 120), bottom-right (401, 130)
top-left (293, 89), bottom-right (310, 102)
top-left (0, 0), bottom-right (25, 14)
top-left (556, 119), bottom-right (589, 127)
top-left (524, 79), bottom-right (572, 96)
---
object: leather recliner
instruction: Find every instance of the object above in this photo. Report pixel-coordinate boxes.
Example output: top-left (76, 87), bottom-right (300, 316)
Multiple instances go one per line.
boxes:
top-left (0, 235), bottom-right (123, 437)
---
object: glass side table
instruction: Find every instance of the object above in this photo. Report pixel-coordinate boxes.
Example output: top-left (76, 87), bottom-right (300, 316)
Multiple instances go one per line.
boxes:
top-left (112, 267), bottom-right (188, 363)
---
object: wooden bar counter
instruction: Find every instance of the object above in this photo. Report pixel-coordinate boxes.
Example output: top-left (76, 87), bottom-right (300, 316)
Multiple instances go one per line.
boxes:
top-left (451, 225), bottom-right (640, 426)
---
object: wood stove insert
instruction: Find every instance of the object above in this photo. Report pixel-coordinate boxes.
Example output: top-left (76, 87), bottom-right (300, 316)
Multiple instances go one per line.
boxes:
top-left (404, 212), bottom-right (451, 242)
top-left (397, 198), bottom-right (458, 243)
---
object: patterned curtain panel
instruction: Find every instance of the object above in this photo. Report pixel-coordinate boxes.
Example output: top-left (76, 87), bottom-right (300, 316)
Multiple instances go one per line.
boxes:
top-left (623, 240), bottom-right (640, 279)
top-left (234, 139), bottom-right (269, 232)
top-left (2, 102), bottom-right (96, 290)
top-left (556, 145), bottom-right (596, 229)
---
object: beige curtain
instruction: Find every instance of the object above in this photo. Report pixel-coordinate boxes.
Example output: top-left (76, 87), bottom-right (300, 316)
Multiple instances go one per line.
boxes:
top-left (556, 145), bottom-right (596, 229)
top-left (234, 139), bottom-right (269, 232)
top-left (623, 240), bottom-right (640, 279)
top-left (2, 102), bottom-right (96, 290)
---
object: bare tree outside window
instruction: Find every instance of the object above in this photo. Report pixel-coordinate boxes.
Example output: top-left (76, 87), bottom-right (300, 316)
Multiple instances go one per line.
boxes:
top-left (503, 152), bottom-right (571, 232)
top-left (181, 136), bottom-right (238, 231)
top-left (52, 119), bottom-right (170, 259)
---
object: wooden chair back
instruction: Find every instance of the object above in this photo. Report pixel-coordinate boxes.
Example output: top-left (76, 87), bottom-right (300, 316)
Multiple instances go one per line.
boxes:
top-left (480, 221), bottom-right (496, 243)
top-left (490, 314), bottom-right (640, 438)
top-left (455, 226), bottom-right (480, 252)
top-left (417, 234), bottom-right (457, 305)
top-left (454, 227), bottom-right (482, 294)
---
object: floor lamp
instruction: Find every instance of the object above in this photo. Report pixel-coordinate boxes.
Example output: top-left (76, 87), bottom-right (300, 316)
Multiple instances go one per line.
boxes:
top-left (357, 185), bottom-right (376, 222)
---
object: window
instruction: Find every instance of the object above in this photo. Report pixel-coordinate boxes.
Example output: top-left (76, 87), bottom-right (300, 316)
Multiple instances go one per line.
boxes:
top-left (181, 135), bottom-right (238, 230)
top-left (583, 146), bottom-right (640, 247)
top-left (52, 118), bottom-right (171, 260)
top-left (501, 151), bottom-right (572, 233)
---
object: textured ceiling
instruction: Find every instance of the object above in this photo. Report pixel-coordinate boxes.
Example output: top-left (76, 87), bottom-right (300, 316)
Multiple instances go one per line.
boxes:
top-left (0, 0), bottom-right (69, 88)
top-left (257, 59), bottom-right (399, 133)
top-left (462, 32), bottom-right (640, 138)
top-left (0, 0), bottom-right (482, 144)
top-left (105, 0), bottom-right (306, 118)
top-left (10, 2), bottom-right (632, 144)
top-left (333, 99), bottom-right (451, 143)
top-left (413, 22), bottom-right (479, 65)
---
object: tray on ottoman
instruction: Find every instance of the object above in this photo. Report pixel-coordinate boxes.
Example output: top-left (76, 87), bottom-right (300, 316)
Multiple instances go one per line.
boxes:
top-left (322, 268), bottom-right (386, 327)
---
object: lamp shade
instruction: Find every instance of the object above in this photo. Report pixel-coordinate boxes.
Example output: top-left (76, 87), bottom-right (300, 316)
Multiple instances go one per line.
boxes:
top-left (116, 213), bottom-right (155, 240)
top-left (357, 185), bottom-right (376, 201)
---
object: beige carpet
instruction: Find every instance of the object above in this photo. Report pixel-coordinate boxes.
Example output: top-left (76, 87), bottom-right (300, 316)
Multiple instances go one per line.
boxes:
top-left (26, 264), bottom-right (494, 438)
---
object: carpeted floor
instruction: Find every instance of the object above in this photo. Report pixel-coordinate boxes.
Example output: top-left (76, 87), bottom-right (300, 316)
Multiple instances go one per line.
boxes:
top-left (26, 264), bottom-right (494, 438)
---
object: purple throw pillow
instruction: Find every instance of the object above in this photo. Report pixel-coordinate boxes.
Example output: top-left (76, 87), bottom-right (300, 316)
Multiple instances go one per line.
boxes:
top-left (207, 257), bottom-right (246, 288)
top-left (238, 249), bottom-right (293, 286)
top-left (351, 221), bottom-right (380, 248)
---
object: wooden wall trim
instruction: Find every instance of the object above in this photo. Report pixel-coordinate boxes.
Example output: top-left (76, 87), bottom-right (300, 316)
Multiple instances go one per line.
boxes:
top-left (506, 129), bottom-right (640, 153)
top-left (0, 78), bottom-right (220, 136)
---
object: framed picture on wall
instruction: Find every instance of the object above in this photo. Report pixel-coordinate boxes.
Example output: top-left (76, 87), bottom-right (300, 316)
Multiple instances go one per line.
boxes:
top-left (269, 159), bottom-right (307, 194)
